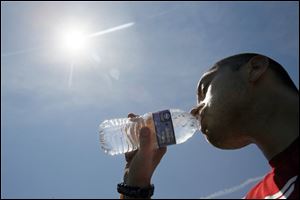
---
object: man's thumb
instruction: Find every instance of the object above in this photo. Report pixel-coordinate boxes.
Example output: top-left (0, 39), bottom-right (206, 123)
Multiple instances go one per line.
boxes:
top-left (139, 127), bottom-right (152, 151)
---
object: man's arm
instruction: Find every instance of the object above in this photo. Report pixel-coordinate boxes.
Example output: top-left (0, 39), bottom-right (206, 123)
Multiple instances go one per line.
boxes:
top-left (118, 114), bottom-right (167, 199)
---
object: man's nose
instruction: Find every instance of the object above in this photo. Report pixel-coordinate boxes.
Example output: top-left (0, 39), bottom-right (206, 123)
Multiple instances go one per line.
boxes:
top-left (190, 103), bottom-right (205, 117)
top-left (190, 102), bottom-right (205, 117)
top-left (190, 107), bottom-right (199, 116)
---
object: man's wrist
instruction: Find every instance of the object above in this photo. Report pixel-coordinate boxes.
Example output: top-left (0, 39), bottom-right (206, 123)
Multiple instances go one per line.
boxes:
top-left (118, 182), bottom-right (154, 199)
top-left (125, 171), bottom-right (151, 188)
top-left (127, 178), bottom-right (151, 188)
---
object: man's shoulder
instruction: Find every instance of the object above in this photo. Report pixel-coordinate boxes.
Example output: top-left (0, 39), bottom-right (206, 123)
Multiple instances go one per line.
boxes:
top-left (245, 170), bottom-right (298, 199)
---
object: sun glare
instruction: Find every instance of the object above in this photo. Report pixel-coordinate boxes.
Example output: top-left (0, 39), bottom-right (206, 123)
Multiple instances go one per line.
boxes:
top-left (60, 28), bottom-right (88, 56)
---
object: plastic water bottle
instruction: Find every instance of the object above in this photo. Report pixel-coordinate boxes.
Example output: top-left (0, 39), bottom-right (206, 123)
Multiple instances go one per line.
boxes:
top-left (99, 109), bottom-right (199, 155)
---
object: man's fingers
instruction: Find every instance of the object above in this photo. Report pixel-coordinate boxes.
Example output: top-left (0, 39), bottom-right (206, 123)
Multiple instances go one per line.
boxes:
top-left (128, 113), bottom-right (138, 118)
top-left (128, 113), bottom-right (141, 123)
top-left (139, 127), bottom-right (152, 152)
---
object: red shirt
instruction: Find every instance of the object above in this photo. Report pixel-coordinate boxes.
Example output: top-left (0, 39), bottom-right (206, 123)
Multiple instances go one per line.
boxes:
top-left (245, 138), bottom-right (299, 199)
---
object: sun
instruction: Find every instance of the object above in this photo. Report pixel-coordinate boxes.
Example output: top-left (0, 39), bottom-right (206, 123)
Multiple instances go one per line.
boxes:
top-left (63, 30), bottom-right (85, 51)
top-left (60, 28), bottom-right (88, 56)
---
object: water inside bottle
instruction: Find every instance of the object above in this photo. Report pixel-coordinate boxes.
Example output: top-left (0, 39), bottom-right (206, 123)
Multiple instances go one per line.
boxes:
top-left (99, 109), bottom-right (199, 155)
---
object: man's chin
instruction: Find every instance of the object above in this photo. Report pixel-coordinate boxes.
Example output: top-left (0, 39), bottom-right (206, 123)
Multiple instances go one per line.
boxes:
top-left (204, 134), bottom-right (250, 150)
top-left (205, 136), bottom-right (227, 149)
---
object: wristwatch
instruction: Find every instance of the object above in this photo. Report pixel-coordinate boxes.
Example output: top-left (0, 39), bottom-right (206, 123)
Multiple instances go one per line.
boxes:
top-left (117, 182), bottom-right (154, 198)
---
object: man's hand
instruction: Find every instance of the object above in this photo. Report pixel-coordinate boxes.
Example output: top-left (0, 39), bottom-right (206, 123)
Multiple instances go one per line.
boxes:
top-left (123, 113), bottom-right (167, 188)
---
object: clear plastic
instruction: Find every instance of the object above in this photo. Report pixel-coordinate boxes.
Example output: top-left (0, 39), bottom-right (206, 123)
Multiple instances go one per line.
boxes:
top-left (99, 109), bottom-right (199, 155)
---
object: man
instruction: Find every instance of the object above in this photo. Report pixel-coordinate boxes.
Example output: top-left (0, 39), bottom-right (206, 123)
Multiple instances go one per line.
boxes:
top-left (117, 53), bottom-right (299, 199)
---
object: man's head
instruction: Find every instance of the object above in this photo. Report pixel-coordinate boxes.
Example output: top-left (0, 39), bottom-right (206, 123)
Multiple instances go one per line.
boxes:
top-left (191, 53), bottom-right (298, 149)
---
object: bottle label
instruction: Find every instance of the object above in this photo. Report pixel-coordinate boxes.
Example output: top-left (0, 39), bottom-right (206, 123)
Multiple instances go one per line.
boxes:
top-left (152, 110), bottom-right (176, 147)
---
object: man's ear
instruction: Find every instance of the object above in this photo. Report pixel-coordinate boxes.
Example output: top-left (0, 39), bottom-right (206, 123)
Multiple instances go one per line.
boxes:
top-left (247, 55), bottom-right (269, 82)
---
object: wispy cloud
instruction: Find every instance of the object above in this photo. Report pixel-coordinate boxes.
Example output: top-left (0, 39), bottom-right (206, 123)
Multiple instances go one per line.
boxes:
top-left (87, 22), bottom-right (135, 38)
top-left (200, 176), bottom-right (264, 199)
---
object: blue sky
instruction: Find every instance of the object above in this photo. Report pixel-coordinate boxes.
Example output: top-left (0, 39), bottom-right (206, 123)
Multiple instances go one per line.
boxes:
top-left (1, 1), bottom-right (298, 199)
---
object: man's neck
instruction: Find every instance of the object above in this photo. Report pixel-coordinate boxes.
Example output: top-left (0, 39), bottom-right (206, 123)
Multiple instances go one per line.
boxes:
top-left (253, 94), bottom-right (299, 161)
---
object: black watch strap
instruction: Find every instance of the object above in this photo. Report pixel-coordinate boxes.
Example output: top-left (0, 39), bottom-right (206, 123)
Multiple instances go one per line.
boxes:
top-left (117, 182), bottom-right (154, 198)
